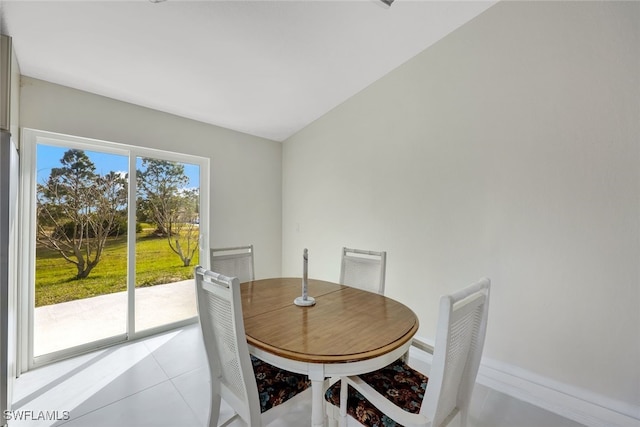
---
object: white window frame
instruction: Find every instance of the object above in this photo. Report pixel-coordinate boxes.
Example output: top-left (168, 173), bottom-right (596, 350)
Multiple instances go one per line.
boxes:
top-left (19, 128), bottom-right (210, 371)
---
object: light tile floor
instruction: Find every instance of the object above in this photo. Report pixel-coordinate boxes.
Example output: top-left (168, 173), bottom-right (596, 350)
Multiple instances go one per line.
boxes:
top-left (10, 324), bottom-right (586, 427)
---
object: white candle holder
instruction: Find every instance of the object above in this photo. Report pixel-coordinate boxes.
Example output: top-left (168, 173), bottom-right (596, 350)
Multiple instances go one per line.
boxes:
top-left (294, 248), bottom-right (316, 306)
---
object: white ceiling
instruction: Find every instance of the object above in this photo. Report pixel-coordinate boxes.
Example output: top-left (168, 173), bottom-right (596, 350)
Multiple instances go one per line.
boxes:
top-left (0, 0), bottom-right (495, 141)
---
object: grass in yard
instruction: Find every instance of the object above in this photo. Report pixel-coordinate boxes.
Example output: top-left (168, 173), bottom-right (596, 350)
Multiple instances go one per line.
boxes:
top-left (35, 228), bottom-right (200, 307)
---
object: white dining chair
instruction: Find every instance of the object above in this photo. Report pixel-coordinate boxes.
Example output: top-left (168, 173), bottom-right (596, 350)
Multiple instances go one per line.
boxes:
top-left (339, 247), bottom-right (387, 295)
top-left (194, 266), bottom-right (311, 427)
top-left (210, 245), bottom-right (254, 283)
top-left (325, 277), bottom-right (491, 427)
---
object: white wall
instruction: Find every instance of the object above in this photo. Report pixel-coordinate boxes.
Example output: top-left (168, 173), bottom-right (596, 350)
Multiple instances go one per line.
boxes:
top-left (20, 77), bottom-right (283, 279)
top-left (283, 0), bottom-right (639, 412)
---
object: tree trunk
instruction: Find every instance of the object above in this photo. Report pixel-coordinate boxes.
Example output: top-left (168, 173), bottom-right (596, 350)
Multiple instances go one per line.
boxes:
top-left (75, 254), bottom-right (100, 279)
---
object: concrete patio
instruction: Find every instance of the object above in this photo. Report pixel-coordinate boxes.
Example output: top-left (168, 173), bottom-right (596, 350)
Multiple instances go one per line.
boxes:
top-left (34, 280), bottom-right (197, 356)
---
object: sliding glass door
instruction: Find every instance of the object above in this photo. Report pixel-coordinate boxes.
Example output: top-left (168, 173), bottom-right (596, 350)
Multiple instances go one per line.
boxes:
top-left (22, 129), bottom-right (209, 369)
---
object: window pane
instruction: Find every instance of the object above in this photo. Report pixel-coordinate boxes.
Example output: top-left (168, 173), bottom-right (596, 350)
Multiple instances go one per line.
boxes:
top-left (134, 157), bottom-right (199, 332)
top-left (34, 144), bottom-right (128, 356)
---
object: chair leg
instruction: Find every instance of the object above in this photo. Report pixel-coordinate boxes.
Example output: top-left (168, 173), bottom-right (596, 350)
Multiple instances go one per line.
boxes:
top-left (325, 380), bottom-right (337, 427)
top-left (339, 379), bottom-right (348, 427)
top-left (326, 409), bottom-right (338, 427)
top-left (459, 409), bottom-right (468, 427)
top-left (208, 393), bottom-right (221, 427)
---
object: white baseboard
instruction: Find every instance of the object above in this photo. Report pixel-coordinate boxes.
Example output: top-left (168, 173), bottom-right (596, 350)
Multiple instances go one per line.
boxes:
top-left (408, 340), bottom-right (640, 427)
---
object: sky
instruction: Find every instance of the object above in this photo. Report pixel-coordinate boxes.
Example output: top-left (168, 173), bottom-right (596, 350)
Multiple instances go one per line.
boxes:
top-left (36, 144), bottom-right (200, 189)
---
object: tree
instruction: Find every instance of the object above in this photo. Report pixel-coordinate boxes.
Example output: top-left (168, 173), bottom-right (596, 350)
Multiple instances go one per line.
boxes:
top-left (37, 149), bottom-right (128, 279)
top-left (137, 158), bottom-right (199, 267)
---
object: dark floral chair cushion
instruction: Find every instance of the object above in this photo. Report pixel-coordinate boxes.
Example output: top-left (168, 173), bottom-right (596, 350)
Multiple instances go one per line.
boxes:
top-left (325, 359), bottom-right (429, 427)
top-left (251, 355), bottom-right (311, 413)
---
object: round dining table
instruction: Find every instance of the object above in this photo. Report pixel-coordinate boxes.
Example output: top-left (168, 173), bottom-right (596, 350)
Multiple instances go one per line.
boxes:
top-left (240, 277), bottom-right (419, 427)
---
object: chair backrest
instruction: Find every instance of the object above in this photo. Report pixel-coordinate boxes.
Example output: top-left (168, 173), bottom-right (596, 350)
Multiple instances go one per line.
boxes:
top-left (421, 278), bottom-right (490, 427)
top-left (210, 245), bottom-right (255, 283)
top-left (194, 266), bottom-right (261, 426)
top-left (339, 247), bottom-right (387, 294)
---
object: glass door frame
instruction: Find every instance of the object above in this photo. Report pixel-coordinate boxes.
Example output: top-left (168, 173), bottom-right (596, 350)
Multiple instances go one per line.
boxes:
top-left (19, 128), bottom-right (210, 371)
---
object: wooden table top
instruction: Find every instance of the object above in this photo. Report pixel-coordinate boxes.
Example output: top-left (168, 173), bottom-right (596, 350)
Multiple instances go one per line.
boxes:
top-left (241, 278), bottom-right (419, 364)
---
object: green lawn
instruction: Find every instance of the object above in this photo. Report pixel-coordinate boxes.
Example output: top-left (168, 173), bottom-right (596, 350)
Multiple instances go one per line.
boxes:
top-left (35, 229), bottom-right (200, 307)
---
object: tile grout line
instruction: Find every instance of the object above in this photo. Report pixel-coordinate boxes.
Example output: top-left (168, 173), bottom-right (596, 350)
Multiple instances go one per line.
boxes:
top-left (169, 373), bottom-right (207, 427)
top-left (50, 342), bottom-right (169, 426)
top-left (54, 380), bottom-right (175, 427)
